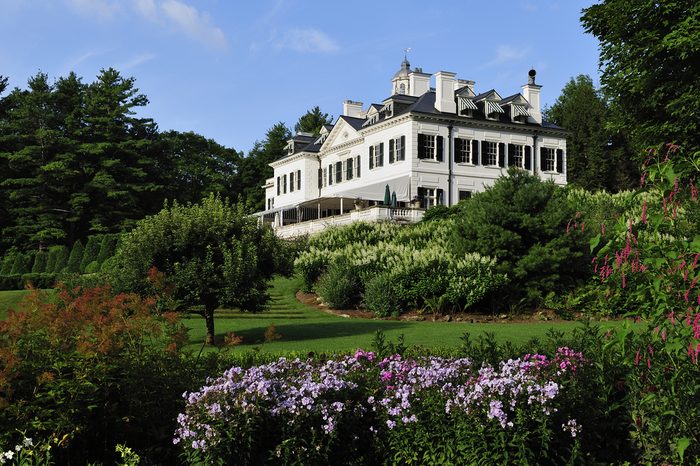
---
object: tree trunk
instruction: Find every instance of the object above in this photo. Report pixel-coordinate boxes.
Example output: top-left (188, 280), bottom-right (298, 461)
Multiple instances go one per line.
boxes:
top-left (204, 305), bottom-right (216, 346)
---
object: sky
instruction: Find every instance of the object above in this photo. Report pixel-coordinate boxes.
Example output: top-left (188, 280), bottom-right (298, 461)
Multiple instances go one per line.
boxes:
top-left (0, 0), bottom-right (602, 154)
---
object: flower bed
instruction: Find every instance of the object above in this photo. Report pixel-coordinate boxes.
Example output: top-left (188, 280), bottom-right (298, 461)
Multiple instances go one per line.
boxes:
top-left (175, 348), bottom-right (588, 465)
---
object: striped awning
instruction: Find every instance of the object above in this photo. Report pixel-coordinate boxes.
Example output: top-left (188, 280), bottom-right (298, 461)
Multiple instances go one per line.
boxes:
top-left (485, 100), bottom-right (505, 115)
top-left (457, 96), bottom-right (478, 112)
top-left (510, 103), bottom-right (530, 117)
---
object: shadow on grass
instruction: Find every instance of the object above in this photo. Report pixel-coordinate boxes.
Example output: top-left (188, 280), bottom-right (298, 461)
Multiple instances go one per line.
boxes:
top-left (222, 320), bottom-right (410, 346)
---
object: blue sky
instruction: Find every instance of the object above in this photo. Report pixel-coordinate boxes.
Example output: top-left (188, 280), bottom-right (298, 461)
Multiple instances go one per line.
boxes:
top-left (0, 0), bottom-right (601, 154)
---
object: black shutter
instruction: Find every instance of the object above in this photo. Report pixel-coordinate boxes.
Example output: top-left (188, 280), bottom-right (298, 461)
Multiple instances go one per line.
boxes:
top-left (524, 146), bottom-right (531, 170)
top-left (379, 142), bottom-right (384, 166)
top-left (540, 147), bottom-right (546, 172)
top-left (328, 164), bottom-right (333, 185)
top-left (369, 146), bottom-right (374, 169)
top-left (389, 139), bottom-right (395, 163)
top-left (356, 155), bottom-right (361, 177)
top-left (498, 143), bottom-right (505, 168)
top-left (481, 141), bottom-right (488, 165)
top-left (417, 187), bottom-right (426, 208)
top-left (317, 169), bottom-right (321, 189)
top-left (297, 170), bottom-right (301, 190)
top-left (556, 149), bottom-right (563, 173)
top-left (400, 135), bottom-right (406, 160)
top-left (418, 134), bottom-right (426, 159)
top-left (472, 139), bottom-right (479, 165)
top-left (454, 138), bottom-right (461, 163)
top-left (346, 158), bottom-right (352, 180)
top-left (277, 176), bottom-right (280, 195)
top-left (437, 189), bottom-right (444, 206)
top-left (436, 135), bottom-right (444, 162)
top-left (508, 144), bottom-right (515, 167)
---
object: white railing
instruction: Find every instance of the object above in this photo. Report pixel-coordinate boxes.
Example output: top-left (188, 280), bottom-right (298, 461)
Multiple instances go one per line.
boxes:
top-left (274, 206), bottom-right (424, 238)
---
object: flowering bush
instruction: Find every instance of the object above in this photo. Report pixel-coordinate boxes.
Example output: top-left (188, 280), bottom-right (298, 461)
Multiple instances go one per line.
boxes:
top-left (175, 348), bottom-right (590, 465)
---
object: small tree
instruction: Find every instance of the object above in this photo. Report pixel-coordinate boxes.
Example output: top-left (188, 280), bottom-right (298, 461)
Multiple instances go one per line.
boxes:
top-left (108, 195), bottom-right (279, 345)
top-left (80, 236), bottom-right (102, 273)
top-left (65, 240), bottom-right (84, 273)
top-left (96, 234), bottom-right (119, 266)
top-left (31, 251), bottom-right (48, 273)
top-left (51, 245), bottom-right (70, 273)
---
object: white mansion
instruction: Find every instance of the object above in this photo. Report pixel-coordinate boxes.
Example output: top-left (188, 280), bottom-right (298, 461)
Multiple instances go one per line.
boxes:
top-left (257, 59), bottom-right (568, 237)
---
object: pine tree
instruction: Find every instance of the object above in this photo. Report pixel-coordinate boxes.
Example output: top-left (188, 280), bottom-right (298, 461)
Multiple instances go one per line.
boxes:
top-left (31, 251), bottom-right (48, 273)
top-left (294, 106), bottom-right (333, 135)
top-left (96, 234), bottom-right (118, 266)
top-left (65, 240), bottom-right (84, 273)
top-left (80, 236), bottom-right (101, 273)
top-left (51, 245), bottom-right (69, 273)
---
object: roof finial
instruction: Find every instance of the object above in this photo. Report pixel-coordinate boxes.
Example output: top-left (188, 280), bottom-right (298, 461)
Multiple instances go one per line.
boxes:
top-left (403, 47), bottom-right (412, 67)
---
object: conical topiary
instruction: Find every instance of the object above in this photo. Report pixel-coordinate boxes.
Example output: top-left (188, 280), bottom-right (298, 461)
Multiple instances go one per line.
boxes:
top-left (80, 236), bottom-right (102, 273)
top-left (31, 251), bottom-right (48, 273)
top-left (65, 240), bottom-right (84, 273)
top-left (52, 245), bottom-right (70, 273)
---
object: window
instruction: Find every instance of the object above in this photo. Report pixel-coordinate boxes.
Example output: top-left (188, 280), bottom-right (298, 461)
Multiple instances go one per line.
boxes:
top-left (458, 190), bottom-right (472, 201)
top-left (276, 176), bottom-right (281, 195)
top-left (418, 187), bottom-right (444, 208)
top-left (328, 164), bottom-right (333, 185)
top-left (399, 83), bottom-right (406, 94)
top-left (455, 138), bottom-right (472, 164)
top-left (289, 172), bottom-right (295, 192)
top-left (322, 168), bottom-right (327, 187)
top-left (283, 174), bottom-right (287, 193)
top-left (417, 134), bottom-right (443, 161)
top-left (389, 136), bottom-right (406, 163)
top-left (297, 170), bottom-right (301, 190)
top-left (542, 147), bottom-right (556, 172)
top-left (335, 161), bottom-right (342, 183)
top-left (509, 144), bottom-right (524, 168)
top-left (485, 142), bottom-right (498, 166)
top-left (369, 143), bottom-right (384, 169)
top-left (345, 157), bottom-right (354, 180)
top-left (354, 155), bottom-right (361, 178)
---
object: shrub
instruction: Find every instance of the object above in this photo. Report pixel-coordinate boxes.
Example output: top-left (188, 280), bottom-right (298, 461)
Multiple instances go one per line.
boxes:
top-left (84, 260), bottom-right (101, 274)
top-left (20, 273), bottom-right (58, 289)
top-left (0, 275), bottom-right (22, 291)
top-left (64, 240), bottom-right (84, 273)
top-left (31, 251), bottom-right (47, 273)
top-left (0, 284), bottom-right (190, 465)
top-left (96, 234), bottom-right (119, 266)
top-left (0, 253), bottom-right (16, 275)
top-left (315, 261), bottom-right (361, 309)
top-left (10, 253), bottom-right (32, 275)
top-left (363, 272), bottom-right (404, 317)
top-left (80, 236), bottom-right (102, 273)
top-left (50, 245), bottom-right (69, 273)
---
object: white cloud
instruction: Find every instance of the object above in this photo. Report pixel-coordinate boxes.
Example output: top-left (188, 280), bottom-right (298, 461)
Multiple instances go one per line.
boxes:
top-left (131, 0), bottom-right (227, 48)
top-left (482, 45), bottom-right (531, 68)
top-left (273, 28), bottom-right (339, 54)
top-left (67, 0), bottom-right (121, 18)
top-left (119, 53), bottom-right (157, 70)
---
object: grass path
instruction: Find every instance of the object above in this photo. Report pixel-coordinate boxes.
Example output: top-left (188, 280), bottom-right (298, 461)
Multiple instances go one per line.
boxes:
top-left (182, 276), bottom-right (616, 354)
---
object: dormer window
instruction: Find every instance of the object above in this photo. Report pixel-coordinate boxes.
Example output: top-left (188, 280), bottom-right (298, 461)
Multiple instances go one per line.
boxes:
top-left (485, 101), bottom-right (505, 120)
top-left (509, 103), bottom-right (530, 123)
top-left (287, 142), bottom-right (294, 155)
top-left (457, 96), bottom-right (477, 117)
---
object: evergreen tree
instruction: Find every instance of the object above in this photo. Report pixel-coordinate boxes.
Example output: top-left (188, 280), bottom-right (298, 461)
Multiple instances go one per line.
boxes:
top-left (31, 251), bottom-right (48, 273)
top-left (96, 234), bottom-right (118, 266)
top-left (51, 245), bottom-right (69, 273)
top-left (294, 106), bottom-right (333, 135)
top-left (80, 236), bottom-right (101, 273)
top-left (10, 253), bottom-right (32, 275)
top-left (0, 252), bottom-right (15, 275)
top-left (544, 75), bottom-right (637, 191)
top-left (239, 122), bottom-right (291, 211)
top-left (65, 240), bottom-right (84, 273)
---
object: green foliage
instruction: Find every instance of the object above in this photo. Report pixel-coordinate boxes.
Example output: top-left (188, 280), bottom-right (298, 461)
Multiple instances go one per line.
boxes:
top-left (95, 234), bottom-right (118, 266)
top-left (294, 106), bottom-right (333, 135)
top-left (581, 1), bottom-right (700, 152)
top-left (314, 261), bottom-right (361, 309)
top-left (31, 251), bottom-right (47, 273)
top-left (296, 221), bottom-right (507, 316)
top-left (48, 245), bottom-right (69, 273)
top-left (452, 169), bottom-right (590, 308)
top-left (0, 250), bottom-right (17, 274)
top-left (108, 194), bottom-right (280, 345)
top-left (64, 240), bottom-right (83, 273)
top-left (363, 273), bottom-right (403, 317)
top-left (10, 253), bottom-right (32, 275)
top-left (544, 75), bottom-right (637, 191)
top-left (84, 261), bottom-right (101, 274)
top-left (79, 236), bottom-right (101, 273)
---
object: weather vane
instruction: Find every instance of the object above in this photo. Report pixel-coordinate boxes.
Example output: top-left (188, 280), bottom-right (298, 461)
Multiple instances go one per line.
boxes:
top-left (404, 47), bottom-right (412, 60)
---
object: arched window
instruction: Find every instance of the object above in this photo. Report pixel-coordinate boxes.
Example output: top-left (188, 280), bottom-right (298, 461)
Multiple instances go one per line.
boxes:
top-left (398, 83), bottom-right (406, 94)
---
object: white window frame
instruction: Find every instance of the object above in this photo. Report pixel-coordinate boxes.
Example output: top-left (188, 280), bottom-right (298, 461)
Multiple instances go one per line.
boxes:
top-left (354, 155), bottom-right (361, 178)
top-left (511, 144), bottom-right (524, 168)
top-left (456, 138), bottom-right (472, 164)
top-left (372, 143), bottom-right (382, 168)
top-left (544, 147), bottom-right (556, 172)
top-left (423, 187), bottom-right (437, 208)
top-left (322, 168), bottom-right (327, 187)
top-left (393, 136), bottom-right (405, 162)
top-left (485, 141), bottom-right (498, 166)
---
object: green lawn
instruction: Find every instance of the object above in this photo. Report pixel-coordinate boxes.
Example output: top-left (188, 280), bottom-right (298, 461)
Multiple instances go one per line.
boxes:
top-left (0, 277), bottom-right (620, 353)
top-left (182, 276), bottom-right (619, 354)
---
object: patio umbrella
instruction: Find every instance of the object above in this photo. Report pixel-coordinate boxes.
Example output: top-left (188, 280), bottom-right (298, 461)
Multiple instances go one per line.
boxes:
top-left (383, 184), bottom-right (391, 205)
top-left (391, 191), bottom-right (397, 208)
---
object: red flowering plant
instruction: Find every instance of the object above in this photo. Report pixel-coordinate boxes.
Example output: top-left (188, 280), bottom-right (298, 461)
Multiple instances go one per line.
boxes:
top-left (0, 277), bottom-right (188, 464)
top-left (587, 143), bottom-right (700, 464)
